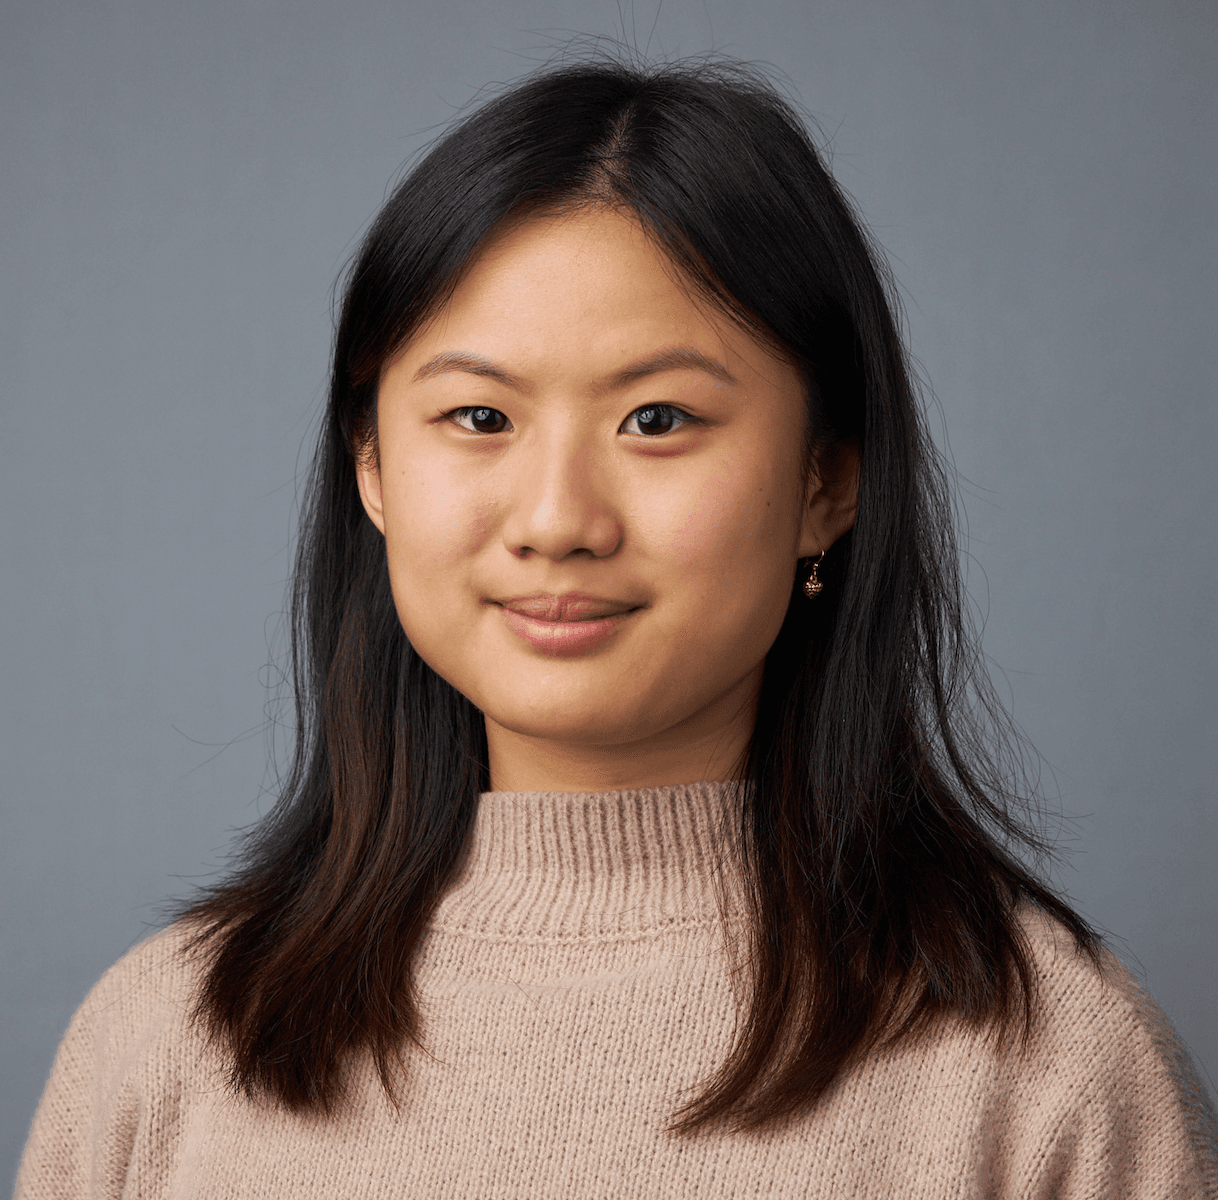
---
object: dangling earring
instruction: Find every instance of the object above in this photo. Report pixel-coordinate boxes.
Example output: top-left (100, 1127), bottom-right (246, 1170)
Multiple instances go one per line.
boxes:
top-left (802, 551), bottom-right (825, 599)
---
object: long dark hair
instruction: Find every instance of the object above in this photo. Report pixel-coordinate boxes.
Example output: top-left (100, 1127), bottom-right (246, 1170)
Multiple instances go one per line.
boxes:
top-left (180, 54), bottom-right (1106, 1138)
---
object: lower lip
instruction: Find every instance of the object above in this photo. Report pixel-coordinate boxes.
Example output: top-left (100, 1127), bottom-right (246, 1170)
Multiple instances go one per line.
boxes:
top-left (496, 606), bottom-right (634, 655)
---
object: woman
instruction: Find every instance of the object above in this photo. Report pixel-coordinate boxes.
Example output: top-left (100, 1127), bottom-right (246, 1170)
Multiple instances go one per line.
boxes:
top-left (18, 55), bottom-right (1217, 1198)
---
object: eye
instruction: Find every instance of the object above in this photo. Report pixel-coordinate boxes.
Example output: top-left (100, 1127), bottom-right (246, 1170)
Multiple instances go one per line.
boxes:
top-left (448, 406), bottom-right (512, 434)
top-left (620, 404), bottom-right (695, 437)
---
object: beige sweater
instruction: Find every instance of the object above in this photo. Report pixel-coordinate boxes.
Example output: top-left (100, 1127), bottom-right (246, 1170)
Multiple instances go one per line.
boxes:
top-left (17, 782), bottom-right (1218, 1198)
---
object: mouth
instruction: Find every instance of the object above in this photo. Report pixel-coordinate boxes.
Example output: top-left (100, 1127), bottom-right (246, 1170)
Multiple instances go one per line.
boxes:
top-left (490, 592), bottom-right (643, 655)
top-left (495, 593), bottom-right (641, 622)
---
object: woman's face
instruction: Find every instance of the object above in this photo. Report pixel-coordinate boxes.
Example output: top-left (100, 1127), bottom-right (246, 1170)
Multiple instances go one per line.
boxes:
top-left (358, 207), bottom-right (855, 790)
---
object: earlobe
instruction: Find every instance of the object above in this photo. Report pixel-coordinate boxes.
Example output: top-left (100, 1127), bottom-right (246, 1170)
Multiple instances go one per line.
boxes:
top-left (355, 452), bottom-right (387, 535)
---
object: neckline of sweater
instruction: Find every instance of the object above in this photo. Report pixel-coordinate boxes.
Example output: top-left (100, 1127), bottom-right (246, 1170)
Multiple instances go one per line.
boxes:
top-left (426, 780), bottom-right (748, 943)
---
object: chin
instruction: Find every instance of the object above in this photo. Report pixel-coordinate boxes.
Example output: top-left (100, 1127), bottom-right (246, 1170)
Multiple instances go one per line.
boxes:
top-left (482, 675), bottom-right (680, 744)
top-left (489, 704), bottom-right (651, 748)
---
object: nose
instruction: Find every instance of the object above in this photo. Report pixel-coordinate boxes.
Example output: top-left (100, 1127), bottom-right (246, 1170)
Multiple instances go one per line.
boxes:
top-left (501, 430), bottom-right (623, 561)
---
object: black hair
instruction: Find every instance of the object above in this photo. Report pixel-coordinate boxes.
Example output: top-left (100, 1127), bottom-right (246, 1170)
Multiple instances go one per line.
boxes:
top-left (179, 53), bottom-right (1106, 1138)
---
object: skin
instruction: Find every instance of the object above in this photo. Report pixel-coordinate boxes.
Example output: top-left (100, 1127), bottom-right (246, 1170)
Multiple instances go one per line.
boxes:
top-left (357, 206), bottom-right (857, 793)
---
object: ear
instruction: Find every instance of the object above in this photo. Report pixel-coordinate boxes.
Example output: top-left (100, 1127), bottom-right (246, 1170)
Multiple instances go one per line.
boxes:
top-left (797, 440), bottom-right (859, 558)
top-left (354, 441), bottom-right (387, 536)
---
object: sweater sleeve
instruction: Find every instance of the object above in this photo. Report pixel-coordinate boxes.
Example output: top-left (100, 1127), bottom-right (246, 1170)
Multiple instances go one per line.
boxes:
top-left (995, 915), bottom-right (1218, 1199)
top-left (14, 929), bottom-right (199, 1200)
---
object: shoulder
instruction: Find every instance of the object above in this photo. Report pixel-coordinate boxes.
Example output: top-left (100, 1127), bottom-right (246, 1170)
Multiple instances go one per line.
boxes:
top-left (996, 901), bottom-right (1218, 1192)
top-left (65, 921), bottom-right (206, 1058)
top-left (82, 921), bottom-right (203, 1002)
top-left (1015, 901), bottom-right (1207, 1087)
top-left (17, 922), bottom-right (219, 1198)
top-left (37, 919), bottom-right (218, 1110)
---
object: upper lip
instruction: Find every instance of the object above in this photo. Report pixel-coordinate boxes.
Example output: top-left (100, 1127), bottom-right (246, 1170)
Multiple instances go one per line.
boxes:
top-left (496, 593), bottom-right (641, 622)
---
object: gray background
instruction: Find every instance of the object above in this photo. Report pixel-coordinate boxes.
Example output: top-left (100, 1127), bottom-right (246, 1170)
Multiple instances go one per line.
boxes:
top-left (3, 0), bottom-right (1214, 1185)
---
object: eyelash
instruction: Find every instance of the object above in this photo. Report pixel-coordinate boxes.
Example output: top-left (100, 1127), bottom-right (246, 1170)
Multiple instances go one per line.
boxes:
top-left (445, 404), bottom-right (697, 437)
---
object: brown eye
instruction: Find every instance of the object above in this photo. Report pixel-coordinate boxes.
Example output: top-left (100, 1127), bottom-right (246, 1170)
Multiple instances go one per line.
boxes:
top-left (622, 405), bottom-right (692, 437)
top-left (452, 406), bottom-right (512, 434)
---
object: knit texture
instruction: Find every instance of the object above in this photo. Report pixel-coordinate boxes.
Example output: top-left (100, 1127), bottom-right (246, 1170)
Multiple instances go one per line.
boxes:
top-left (16, 781), bottom-right (1218, 1198)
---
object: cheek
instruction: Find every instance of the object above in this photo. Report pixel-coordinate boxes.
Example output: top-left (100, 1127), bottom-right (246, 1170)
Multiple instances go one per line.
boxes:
top-left (378, 457), bottom-right (497, 628)
top-left (644, 451), bottom-right (801, 583)
top-left (383, 454), bottom-right (493, 554)
top-left (626, 449), bottom-right (802, 685)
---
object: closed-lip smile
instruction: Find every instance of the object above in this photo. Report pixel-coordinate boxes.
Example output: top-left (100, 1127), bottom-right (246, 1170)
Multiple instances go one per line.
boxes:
top-left (497, 593), bottom-right (640, 622)
top-left (492, 592), bottom-right (642, 654)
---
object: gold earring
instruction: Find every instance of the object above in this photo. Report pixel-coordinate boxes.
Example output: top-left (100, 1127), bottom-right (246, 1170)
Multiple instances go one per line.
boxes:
top-left (802, 552), bottom-right (825, 599)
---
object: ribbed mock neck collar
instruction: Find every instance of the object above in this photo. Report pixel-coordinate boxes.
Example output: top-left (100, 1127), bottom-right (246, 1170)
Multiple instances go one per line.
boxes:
top-left (428, 781), bottom-right (746, 943)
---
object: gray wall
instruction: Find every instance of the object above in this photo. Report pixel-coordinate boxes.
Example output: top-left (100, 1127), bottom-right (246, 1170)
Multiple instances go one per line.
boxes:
top-left (3, 0), bottom-right (1214, 1184)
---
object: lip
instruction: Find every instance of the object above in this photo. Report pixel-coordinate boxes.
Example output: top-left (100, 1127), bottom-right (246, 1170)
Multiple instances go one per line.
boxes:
top-left (492, 592), bottom-right (642, 655)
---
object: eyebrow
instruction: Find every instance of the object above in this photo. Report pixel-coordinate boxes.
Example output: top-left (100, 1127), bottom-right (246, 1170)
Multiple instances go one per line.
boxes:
top-left (412, 346), bottom-right (736, 389)
top-left (413, 351), bottom-right (523, 387)
top-left (612, 346), bottom-right (736, 386)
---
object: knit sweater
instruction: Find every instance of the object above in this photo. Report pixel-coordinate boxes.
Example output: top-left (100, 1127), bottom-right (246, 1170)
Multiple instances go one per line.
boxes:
top-left (16, 782), bottom-right (1218, 1198)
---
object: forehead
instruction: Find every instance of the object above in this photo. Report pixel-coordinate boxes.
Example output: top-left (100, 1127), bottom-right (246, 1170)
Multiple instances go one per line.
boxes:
top-left (391, 207), bottom-right (796, 395)
top-left (442, 208), bottom-right (708, 338)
